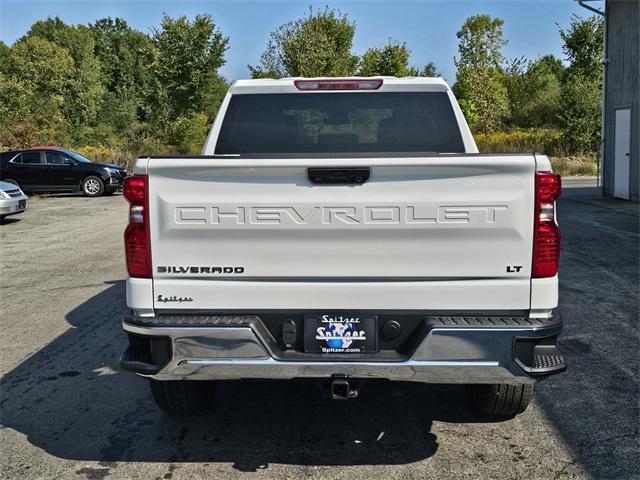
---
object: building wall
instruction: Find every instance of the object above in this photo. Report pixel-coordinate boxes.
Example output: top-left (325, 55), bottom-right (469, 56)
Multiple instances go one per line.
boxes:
top-left (603, 0), bottom-right (640, 201)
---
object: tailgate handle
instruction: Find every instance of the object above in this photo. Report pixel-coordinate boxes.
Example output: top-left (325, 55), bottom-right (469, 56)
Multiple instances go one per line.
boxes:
top-left (307, 167), bottom-right (370, 185)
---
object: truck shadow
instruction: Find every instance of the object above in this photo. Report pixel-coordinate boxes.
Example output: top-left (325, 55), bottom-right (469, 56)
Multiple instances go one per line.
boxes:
top-left (0, 280), bottom-right (504, 471)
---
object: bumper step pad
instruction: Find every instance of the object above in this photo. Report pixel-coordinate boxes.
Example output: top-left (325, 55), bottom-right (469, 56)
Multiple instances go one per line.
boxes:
top-left (534, 353), bottom-right (565, 370)
top-left (528, 345), bottom-right (566, 375)
top-left (533, 347), bottom-right (566, 373)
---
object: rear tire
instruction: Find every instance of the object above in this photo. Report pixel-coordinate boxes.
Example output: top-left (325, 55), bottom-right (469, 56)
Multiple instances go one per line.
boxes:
top-left (82, 175), bottom-right (104, 197)
top-left (467, 383), bottom-right (533, 417)
top-left (149, 380), bottom-right (215, 415)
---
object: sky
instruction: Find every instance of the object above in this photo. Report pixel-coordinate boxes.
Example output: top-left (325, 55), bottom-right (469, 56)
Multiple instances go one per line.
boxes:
top-left (0, 0), bottom-right (598, 83)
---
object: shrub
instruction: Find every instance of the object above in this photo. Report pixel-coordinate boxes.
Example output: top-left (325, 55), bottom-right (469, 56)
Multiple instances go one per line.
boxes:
top-left (550, 155), bottom-right (597, 177)
top-left (558, 75), bottom-right (601, 154)
top-left (75, 145), bottom-right (136, 171)
top-left (475, 128), bottom-right (566, 156)
top-left (166, 113), bottom-right (210, 154)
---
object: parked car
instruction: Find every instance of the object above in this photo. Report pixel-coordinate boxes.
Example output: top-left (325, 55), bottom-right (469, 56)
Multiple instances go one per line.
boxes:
top-left (0, 180), bottom-right (28, 221)
top-left (0, 147), bottom-right (127, 197)
top-left (120, 77), bottom-right (565, 418)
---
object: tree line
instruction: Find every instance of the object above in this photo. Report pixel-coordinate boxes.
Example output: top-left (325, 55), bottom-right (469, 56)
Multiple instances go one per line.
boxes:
top-left (0, 7), bottom-right (603, 158)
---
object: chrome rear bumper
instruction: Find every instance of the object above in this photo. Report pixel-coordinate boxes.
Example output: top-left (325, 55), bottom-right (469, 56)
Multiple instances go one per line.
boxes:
top-left (121, 312), bottom-right (564, 384)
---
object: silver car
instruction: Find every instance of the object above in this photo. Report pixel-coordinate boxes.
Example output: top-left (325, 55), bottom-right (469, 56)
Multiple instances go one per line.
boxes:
top-left (0, 181), bottom-right (28, 220)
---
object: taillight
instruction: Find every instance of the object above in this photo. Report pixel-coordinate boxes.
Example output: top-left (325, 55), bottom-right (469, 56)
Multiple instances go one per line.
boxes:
top-left (294, 79), bottom-right (383, 91)
top-left (533, 172), bottom-right (561, 278)
top-left (123, 175), bottom-right (151, 278)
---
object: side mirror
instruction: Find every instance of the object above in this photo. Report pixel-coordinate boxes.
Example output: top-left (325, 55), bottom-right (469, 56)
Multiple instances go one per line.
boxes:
top-left (65, 159), bottom-right (75, 166)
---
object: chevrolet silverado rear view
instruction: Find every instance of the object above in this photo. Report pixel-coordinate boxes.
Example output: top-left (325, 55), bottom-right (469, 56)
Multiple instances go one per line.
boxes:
top-left (120, 77), bottom-right (565, 417)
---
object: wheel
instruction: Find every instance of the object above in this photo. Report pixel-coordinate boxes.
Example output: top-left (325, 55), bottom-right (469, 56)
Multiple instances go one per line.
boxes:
top-left (467, 383), bottom-right (533, 417)
top-left (81, 175), bottom-right (105, 197)
top-left (149, 379), bottom-right (215, 415)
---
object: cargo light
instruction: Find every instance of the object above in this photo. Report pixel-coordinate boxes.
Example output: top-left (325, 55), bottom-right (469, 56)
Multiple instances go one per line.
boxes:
top-left (294, 79), bottom-right (383, 91)
top-left (533, 172), bottom-right (561, 278)
top-left (123, 175), bottom-right (151, 278)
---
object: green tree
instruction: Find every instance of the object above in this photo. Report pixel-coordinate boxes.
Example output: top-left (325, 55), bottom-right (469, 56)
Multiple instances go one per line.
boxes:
top-left (557, 15), bottom-right (604, 153)
top-left (1, 14), bottom-right (232, 153)
top-left (358, 41), bottom-right (438, 77)
top-left (457, 99), bottom-right (480, 129)
top-left (167, 113), bottom-right (211, 153)
top-left (358, 41), bottom-right (412, 76)
top-left (0, 36), bottom-right (73, 146)
top-left (411, 62), bottom-right (438, 77)
top-left (0, 41), bottom-right (10, 73)
top-left (250, 7), bottom-right (358, 78)
top-left (150, 14), bottom-right (229, 124)
top-left (91, 18), bottom-right (155, 103)
top-left (357, 41), bottom-right (437, 77)
top-left (25, 16), bottom-right (67, 40)
top-left (559, 14), bottom-right (604, 81)
top-left (454, 66), bottom-right (509, 132)
top-left (522, 55), bottom-right (564, 127)
top-left (88, 18), bottom-right (156, 146)
top-left (532, 54), bottom-right (565, 81)
top-left (502, 55), bottom-right (564, 128)
top-left (0, 70), bottom-right (29, 145)
top-left (453, 15), bottom-right (509, 132)
top-left (6, 36), bottom-right (72, 114)
top-left (558, 76), bottom-right (601, 153)
top-left (24, 17), bottom-right (104, 130)
top-left (455, 15), bottom-right (507, 69)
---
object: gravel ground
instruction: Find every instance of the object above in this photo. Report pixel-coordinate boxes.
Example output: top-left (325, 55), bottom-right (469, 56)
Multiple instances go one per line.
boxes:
top-left (0, 181), bottom-right (638, 480)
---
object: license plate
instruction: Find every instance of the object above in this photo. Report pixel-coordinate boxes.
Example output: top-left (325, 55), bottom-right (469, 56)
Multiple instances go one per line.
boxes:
top-left (304, 314), bottom-right (377, 353)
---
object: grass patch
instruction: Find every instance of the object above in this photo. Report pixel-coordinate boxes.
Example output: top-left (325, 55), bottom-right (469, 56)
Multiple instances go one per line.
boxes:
top-left (550, 155), bottom-right (598, 177)
top-left (475, 128), bottom-right (565, 157)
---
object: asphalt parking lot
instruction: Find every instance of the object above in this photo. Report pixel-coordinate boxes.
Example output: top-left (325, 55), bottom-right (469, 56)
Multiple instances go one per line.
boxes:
top-left (1, 181), bottom-right (638, 480)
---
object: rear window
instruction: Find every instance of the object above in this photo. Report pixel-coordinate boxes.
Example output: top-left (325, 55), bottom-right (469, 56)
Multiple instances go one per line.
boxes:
top-left (215, 92), bottom-right (465, 155)
top-left (0, 151), bottom-right (21, 163)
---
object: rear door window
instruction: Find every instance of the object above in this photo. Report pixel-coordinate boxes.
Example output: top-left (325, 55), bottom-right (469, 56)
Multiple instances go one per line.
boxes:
top-left (216, 92), bottom-right (465, 155)
top-left (20, 151), bottom-right (43, 164)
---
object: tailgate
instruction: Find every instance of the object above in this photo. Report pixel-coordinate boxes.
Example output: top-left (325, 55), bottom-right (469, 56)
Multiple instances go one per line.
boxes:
top-left (146, 155), bottom-right (535, 310)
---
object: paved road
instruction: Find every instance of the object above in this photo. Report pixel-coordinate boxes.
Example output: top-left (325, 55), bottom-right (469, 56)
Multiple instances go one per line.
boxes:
top-left (1, 184), bottom-right (638, 480)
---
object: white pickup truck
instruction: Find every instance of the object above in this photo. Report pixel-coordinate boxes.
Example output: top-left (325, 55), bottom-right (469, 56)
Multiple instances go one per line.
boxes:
top-left (120, 77), bottom-right (565, 417)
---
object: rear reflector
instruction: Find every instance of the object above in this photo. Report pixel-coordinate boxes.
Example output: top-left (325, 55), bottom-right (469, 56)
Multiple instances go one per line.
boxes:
top-left (123, 175), bottom-right (146, 206)
top-left (123, 175), bottom-right (151, 278)
top-left (533, 172), bottom-right (561, 278)
top-left (125, 222), bottom-right (151, 278)
top-left (294, 79), bottom-right (383, 91)
top-left (536, 171), bottom-right (562, 203)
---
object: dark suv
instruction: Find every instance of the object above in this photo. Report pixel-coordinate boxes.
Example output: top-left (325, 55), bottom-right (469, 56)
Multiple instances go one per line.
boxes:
top-left (0, 147), bottom-right (127, 197)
